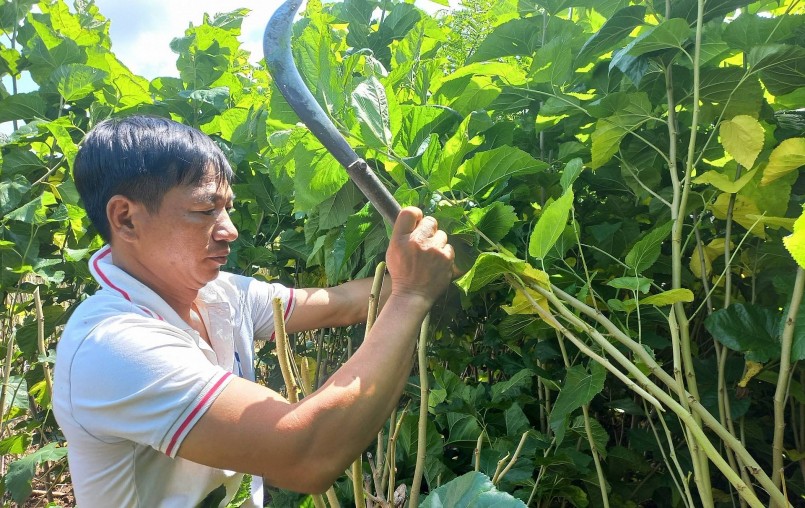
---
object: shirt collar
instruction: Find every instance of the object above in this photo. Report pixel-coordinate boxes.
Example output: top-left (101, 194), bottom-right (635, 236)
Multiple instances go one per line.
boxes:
top-left (89, 245), bottom-right (204, 330)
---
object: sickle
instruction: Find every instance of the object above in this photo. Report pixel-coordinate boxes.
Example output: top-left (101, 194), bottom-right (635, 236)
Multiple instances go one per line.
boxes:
top-left (263, 0), bottom-right (401, 225)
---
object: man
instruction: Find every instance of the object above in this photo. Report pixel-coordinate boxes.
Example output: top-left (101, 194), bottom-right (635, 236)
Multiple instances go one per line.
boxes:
top-left (53, 115), bottom-right (454, 507)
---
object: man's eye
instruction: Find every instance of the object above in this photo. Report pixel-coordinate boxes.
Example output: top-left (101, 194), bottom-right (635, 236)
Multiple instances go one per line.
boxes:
top-left (199, 209), bottom-right (216, 216)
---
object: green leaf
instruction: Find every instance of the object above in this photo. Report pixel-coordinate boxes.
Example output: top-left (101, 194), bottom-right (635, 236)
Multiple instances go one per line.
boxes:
top-left (421, 471), bottom-right (527, 507)
top-left (52, 63), bottom-right (107, 101)
top-left (6, 442), bottom-right (67, 504)
top-left (454, 146), bottom-right (547, 196)
top-left (0, 174), bottom-right (32, 215)
top-left (749, 44), bottom-right (805, 96)
top-left (723, 13), bottom-right (804, 52)
top-left (467, 18), bottom-right (543, 63)
top-left (445, 412), bottom-right (483, 445)
top-left (292, 138), bottom-right (348, 212)
top-left (699, 67), bottom-right (763, 119)
top-left (0, 92), bottom-right (46, 123)
top-left (529, 190), bottom-right (574, 260)
top-left (455, 252), bottom-right (526, 294)
top-left (704, 303), bottom-right (781, 363)
top-left (431, 115), bottom-right (483, 190)
top-left (491, 369), bottom-right (534, 403)
top-left (761, 138), bottom-right (805, 186)
top-left (590, 93), bottom-right (653, 168)
top-left (640, 288), bottom-right (695, 306)
top-left (505, 402), bottom-right (531, 436)
top-left (577, 5), bottom-right (647, 64)
top-left (625, 222), bottom-right (673, 274)
top-left (719, 115), bottom-right (764, 169)
top-left (591, 119), bottom-right (627, 169)
top-left (529, 35), bottom-right (572, 85)
top-left (550, 365), bottom-right (605, 445)
top-left (607, 276), bottom-right (652, 294)
top-left (436, 75), bottom-right (501, 117)
top-left (0, 433), bottom-right (30, 455)
top-left (624, 18), bottom-right (691, 58)
top-left (560, 158), bottom-right (584, 193)
top-left (693, 168), bottom-right (758, 193)
top-left (465, 202), bottom-right (517, 243)
top-left (784, 208), bottom-right (805, 269)
top-left (352, 76), bottom-right (393, 149)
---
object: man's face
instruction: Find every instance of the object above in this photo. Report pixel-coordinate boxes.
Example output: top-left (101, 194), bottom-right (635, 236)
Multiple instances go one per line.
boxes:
top-left (134, 167), bottom-right (238, 294)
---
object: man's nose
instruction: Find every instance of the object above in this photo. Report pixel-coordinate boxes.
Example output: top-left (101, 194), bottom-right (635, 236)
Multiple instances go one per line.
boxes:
top-left (214, 210), bottom-right (239, 242)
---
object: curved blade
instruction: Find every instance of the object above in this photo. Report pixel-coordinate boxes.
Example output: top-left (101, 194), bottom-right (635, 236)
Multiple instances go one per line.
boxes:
top-left (264, 0), bottom-right (401, 224)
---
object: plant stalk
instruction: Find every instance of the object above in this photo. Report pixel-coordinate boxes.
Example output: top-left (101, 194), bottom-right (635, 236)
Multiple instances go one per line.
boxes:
top-left (772, 267), bottom-right (805, 500)
top-left (34, 287), bottom-right (53, 406)
top-left (542, 284), bottom-right (790, 507)
top-left (409, 313), bottom-right (431, 508)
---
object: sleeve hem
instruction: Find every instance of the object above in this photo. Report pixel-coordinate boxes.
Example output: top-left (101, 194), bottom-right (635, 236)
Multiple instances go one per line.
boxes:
top-left (163, 371), bottom-right (233, 457)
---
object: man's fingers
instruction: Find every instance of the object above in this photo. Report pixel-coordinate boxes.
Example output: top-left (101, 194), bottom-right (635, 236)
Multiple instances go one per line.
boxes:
top-left (392, 207), bottom-right (424, 237)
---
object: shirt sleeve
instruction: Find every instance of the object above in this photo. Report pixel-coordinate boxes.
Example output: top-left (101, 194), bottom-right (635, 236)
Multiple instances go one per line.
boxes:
top-left (224, 273), bottom-right (295, 341)
top-left (68, 317), bottom-right (234, 457)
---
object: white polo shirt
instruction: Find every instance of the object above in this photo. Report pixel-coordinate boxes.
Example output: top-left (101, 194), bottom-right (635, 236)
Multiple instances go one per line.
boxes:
top-left (53, 245), bottom-right (295, 507)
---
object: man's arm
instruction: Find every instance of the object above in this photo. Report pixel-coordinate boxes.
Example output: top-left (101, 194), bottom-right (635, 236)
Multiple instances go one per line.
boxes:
top-left (177, 207), bottom-right (454, 493)
top-left (284, 275), bottom-right (391, 332)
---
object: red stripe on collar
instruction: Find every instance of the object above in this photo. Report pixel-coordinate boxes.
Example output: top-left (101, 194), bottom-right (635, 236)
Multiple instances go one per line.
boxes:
top-left (92, 246), bottom-right (164, 321)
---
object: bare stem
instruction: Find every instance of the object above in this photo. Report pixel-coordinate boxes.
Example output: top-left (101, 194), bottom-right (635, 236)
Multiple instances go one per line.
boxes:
top-left (772, 268), bottom-right (805, 501)
top-left (34, 287), bottom-right (53, 406)
top-left (409, 314), bottom-right (432, 508)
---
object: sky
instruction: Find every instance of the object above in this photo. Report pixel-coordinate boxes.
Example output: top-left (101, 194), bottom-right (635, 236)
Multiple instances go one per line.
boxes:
top-left (93, 0), bottom-right (455, 79)
top-left (0, 0), bottom-right (454, 134)
top-left (93, 0), bottom-right (284, 79)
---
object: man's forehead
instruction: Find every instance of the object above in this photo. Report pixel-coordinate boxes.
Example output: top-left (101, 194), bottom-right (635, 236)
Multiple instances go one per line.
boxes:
top-left (189, 179), bottom-right (234, 202)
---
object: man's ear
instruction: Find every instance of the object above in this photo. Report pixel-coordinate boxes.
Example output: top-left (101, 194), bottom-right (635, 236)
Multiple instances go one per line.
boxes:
top-left (106, 195), bottom-right (143, 242)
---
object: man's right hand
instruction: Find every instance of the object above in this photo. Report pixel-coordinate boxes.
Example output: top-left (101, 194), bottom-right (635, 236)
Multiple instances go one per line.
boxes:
top-left (386, 207), bottom-right (455, 306)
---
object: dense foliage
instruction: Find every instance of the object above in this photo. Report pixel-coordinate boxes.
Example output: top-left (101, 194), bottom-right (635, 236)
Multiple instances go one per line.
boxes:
top-left (1, 0), bottom-right (804, 506)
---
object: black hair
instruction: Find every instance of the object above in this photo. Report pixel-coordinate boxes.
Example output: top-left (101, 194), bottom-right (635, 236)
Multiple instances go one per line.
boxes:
top-left (74, 115), bottom-right (234, 241)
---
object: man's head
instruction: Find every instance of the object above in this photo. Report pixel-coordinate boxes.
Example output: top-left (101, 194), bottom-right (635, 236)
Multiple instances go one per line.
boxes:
top-left (74, 115), bottom-right (234, 241)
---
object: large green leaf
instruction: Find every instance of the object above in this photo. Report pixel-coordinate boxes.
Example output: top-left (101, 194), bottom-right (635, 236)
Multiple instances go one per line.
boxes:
top-left (749, 44), bottom-right (805, 96)
top-left (0, 174), bottom-right (32, 215)
top-left (530, 35), bottom-right (573, 85)
top-left (352, 76), bottom-right (393, 149)
top-left (491, 369), bottom-right (534, 403)
top-left (529, 190), bottom-right (574, 260)
top-left (292, 138), bottom-right (349, 212)
top-left (719, 115), bottom-right (764, 169)
top-left (465, 202), bottom-right (518, 243)
top-left (704, 303), bottom-right (781, 363)
top-left (590, 93), bottom-right (653, 168)
top-left (467, 18), bottom-right (544, 63)
top-left (454, 146), bottom-right (547, 196)
top-left (625, 222), bottom-right (673, 274)
top-left (550, 364), bottom-right (606, 445)
top-left (455, 252), bottom-right (526, 294)
top-left (420, 471), bottom-right (526, 507)
top-left (623, 18), bottom-right (691, 58)
top-left (6, 442), bottom-right (67, 504)
top-left (722, 13), bottom-right (804, 52)
top-left (761, 138), bottom-right (805, 185)
top-left (51, 63), bottom-right (107, 102)
top-left (436, 75), bottom-right (501, 116)
top-left (577, 5), bottom-right (646, 64)
top-left (659, 0), bottom-right (754, 24)
top-left (0, 92), bottom-right (46, 122)
top-left (431, 115), bottom-right (483, 190)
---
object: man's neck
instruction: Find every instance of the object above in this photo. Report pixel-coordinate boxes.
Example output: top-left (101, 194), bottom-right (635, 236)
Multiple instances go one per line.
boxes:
top-left (110, 246), bottom-right (199, 321)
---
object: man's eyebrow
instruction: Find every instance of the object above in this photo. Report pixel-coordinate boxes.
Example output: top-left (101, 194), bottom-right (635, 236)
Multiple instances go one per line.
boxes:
top-left (199, 191), bottom-right (236, 204)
